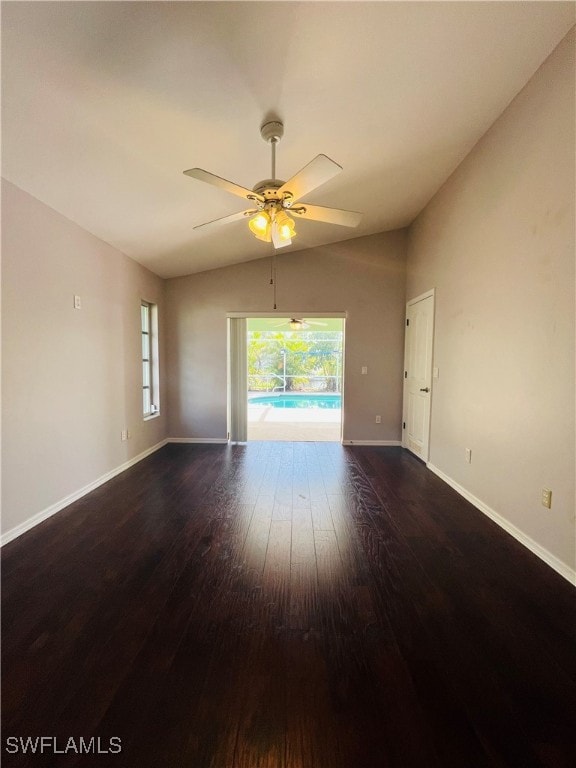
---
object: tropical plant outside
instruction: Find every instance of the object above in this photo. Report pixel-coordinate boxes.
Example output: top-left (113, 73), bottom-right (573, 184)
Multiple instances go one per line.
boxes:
top-left (247, 330), bottom-right (343, 393)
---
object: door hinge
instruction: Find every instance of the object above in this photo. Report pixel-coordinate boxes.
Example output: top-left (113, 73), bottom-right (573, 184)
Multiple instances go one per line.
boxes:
top-left (403, 422), bottom-right (406, 429)
top-left (404, 371), bottom-right (407, 379)
top-left (406, 318), bottom-right (410, 326)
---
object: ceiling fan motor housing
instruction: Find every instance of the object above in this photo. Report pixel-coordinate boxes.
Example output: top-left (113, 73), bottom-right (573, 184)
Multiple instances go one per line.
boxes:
top-left (252, 179), bottom-right (285, 198)
top-left (251, 178), bottom-right (295, 213)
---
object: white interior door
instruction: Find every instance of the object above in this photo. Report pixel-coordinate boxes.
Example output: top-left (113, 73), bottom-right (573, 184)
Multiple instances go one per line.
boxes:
top-left (403, 291), bottom-right (435, 461)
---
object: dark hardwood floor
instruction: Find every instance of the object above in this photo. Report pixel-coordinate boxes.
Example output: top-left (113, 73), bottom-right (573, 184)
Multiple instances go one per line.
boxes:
top-left (2, 443), bottom-right (575, 767)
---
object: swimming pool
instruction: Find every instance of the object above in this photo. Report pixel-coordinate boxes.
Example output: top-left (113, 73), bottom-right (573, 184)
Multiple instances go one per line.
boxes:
top-left (249, 393), bottom-right (342, 409)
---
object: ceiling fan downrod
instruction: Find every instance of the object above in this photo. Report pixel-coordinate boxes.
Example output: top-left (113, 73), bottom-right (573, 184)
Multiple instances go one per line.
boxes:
top-left (260, 120), bottom-right (284, 182)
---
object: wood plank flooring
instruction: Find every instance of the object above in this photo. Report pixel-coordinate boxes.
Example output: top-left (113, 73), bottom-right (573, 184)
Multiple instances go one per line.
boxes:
top-left (2, 443), bottom-right (575, 767)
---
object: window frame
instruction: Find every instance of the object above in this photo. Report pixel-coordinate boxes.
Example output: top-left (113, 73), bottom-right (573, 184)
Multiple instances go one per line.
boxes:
top-left (141, 300), bottom-right (160, 419)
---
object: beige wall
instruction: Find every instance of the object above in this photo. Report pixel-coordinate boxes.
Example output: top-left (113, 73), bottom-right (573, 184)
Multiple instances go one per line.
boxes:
top-left (165, 231), bottom-right (407, 443)
top-left (407, 30), bottom-right (575, 573)
top-left (1, 180), bottom-right (167, 536)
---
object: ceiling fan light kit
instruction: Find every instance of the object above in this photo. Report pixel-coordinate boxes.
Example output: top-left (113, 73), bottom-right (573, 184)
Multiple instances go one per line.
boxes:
top-left (247, 203), bottom-right (297, 249)
top-left (248, 211), bottom-right (271, 242)
top-left (183, 119), bottom-right (362, 249)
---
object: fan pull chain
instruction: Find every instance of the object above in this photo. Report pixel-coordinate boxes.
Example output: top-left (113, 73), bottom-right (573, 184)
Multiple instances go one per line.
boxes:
top-left (270, 252), bottom-right (277, 309)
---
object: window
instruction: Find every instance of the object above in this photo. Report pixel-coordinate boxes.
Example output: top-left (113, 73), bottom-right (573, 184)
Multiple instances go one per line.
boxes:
top-left (141, 301), bottom-right (159, 418)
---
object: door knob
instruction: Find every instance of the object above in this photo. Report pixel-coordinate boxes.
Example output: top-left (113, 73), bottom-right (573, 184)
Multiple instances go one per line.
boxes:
top-left (420, 387), bottom-right (430, 392)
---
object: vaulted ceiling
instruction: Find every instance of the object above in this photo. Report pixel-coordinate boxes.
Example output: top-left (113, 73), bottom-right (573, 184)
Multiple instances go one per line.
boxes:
top-left (2, 2), bottom-right (574, 278)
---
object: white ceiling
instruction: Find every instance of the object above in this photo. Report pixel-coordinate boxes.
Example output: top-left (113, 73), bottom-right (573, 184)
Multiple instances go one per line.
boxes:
top-left (2, 2), bottom-right (574, 278)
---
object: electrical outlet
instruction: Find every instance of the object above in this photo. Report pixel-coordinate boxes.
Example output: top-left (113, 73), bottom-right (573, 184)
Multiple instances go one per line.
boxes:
top-left (465, 448), bottom-right (472, 464)
top-left (541, 488), bottom-right (552, 509)
top-left (121, 430), bottom-right (127, 441)
top-left (361, 366), bottom-right (368, 375)
top-left (375, 415), bottom-right (381, 423)
top-left (73, 295), bottom-right (81, 309)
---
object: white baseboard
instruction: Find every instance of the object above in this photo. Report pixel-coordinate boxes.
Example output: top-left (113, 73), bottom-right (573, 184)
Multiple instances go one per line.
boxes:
top-left (1, 439), bottom-right (169, 547)
top-left (342, 440), bottom-right (402, 447)
top-left (427, 463), bottom-right (576, 585)
top-left (167, 437), bottom-right (229, 444)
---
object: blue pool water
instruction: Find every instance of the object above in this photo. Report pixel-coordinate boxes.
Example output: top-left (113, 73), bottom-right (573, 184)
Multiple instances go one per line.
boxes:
top-left (249, 394), bottom-right (341, 410)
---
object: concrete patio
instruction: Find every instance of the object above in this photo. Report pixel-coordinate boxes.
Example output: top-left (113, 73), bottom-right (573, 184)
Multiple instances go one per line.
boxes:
top-left (247, 404), bottom-right (342, 442)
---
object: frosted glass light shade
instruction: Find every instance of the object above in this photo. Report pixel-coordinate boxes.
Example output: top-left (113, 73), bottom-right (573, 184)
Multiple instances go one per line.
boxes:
top-left (248, 212), bottom-right (271, 242)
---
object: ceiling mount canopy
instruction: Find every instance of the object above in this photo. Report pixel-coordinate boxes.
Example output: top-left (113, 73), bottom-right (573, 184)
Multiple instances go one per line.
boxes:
top-left (259, 119), bottom-right (284, 145)
top-left (183, 119), bottom-right (362, 249)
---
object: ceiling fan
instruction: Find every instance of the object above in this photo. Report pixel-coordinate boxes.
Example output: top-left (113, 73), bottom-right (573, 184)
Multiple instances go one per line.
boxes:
top-left (183, 120), bottom-right (362, 249)
top-left (270, 318), bottom-right (327, 330)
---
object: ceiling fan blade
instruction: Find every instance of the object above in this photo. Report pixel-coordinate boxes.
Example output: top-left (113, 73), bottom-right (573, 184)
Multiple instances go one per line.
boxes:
top-left (291, 203), bottom-right (362, 228)
top-left (184, 168), bottom-right (264, 202)
top-left (193, 209), bottom-right (258, 231)
top-left (307, 320), bottom-right (328, 326)
top-left (278, 154), bottom-right (342, 203)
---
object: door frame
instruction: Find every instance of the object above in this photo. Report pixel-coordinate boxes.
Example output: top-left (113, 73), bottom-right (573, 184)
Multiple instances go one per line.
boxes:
top-left (227, 311), bottom-right (347, 443)
top-left (402, 289), bottom-right (435, 461)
